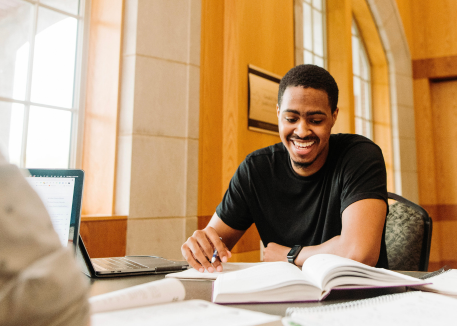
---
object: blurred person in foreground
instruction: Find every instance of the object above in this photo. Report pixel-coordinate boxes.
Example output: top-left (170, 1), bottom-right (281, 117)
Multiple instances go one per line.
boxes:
top-left (0, 147), bottom-right (90, 326)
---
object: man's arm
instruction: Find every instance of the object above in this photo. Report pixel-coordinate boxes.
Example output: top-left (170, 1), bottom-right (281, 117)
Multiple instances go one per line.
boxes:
top-left (181, 212), bottom-right (245, 272)
top-left (263, 198), bottom-right (387, 267)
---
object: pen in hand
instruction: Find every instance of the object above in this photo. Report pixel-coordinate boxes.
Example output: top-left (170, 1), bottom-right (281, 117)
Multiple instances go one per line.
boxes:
top-left (211, 237), bottom-right (222, 264)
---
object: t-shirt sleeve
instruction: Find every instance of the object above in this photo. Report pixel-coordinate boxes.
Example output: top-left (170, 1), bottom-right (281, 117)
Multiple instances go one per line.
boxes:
top-left (216, 160), bottom-right (254, 231)
top-left (339, 141), bottom-right (388, 214)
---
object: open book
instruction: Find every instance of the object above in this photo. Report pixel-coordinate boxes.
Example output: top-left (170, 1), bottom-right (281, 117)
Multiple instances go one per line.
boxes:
top-left (165, 262), bottom-right (265, 280)
top-left (92, 299), bottom-right (281, 326)
top-left (90, 278), bottom-right (281, 326)
top-left (90, 278), bottom-right (185, 314)
top-left (212, 254), bottom-right (428, 304)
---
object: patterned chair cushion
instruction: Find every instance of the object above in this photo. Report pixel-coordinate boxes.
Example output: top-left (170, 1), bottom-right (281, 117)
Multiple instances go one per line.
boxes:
top-left (385, 202), bottom-right (424, 271)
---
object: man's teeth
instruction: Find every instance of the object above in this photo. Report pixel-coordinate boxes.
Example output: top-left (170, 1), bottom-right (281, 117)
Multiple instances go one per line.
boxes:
top-left (294, 141), bottom-right (315, 148)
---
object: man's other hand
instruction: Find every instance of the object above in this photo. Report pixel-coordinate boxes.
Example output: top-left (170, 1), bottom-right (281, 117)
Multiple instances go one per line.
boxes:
top-left (263, 242), bottom-right (290, 262)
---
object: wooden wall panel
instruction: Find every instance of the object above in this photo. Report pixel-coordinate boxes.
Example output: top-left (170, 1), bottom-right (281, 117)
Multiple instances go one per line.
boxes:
top-left (430, 80), bottom-right (457, 206)
top-left (326, 0), bottom-right (354, 134)
top-left (198, 0), bottom-right (294, 261)
top-left (413, 78), bottom-right (457, 269)
top-left (198, 1), bottom-right (224, 217)
top-left (410, 0), bottom-right (457, 60)
top-left (222, 0), bottom-right (294, 260)
top-left (413, 79), bottom-right (436, 207)
top-left (80, 216), bottom-right (127, 258)
top-left (413, 55), bottom-right (457, 80)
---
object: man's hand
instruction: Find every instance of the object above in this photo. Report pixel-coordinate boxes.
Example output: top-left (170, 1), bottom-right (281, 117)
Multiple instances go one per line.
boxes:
top-left (181, 227), bottom-right (231, 273)
top-left (263, 242), bottom-right (290, 262)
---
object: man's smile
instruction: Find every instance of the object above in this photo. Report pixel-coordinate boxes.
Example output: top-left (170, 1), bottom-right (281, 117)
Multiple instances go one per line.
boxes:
top-left (291, 139), bottom-right (316, 149)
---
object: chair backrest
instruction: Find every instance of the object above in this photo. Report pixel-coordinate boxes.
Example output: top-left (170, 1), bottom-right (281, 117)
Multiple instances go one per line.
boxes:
top-left (385, 192), bottom-right (433, 272)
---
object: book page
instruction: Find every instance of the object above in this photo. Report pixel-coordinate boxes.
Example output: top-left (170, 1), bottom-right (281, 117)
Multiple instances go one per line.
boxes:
top-left (90, 278), bottom-right (185, 314)
top-left (91, 299), bottom-right (281, 326)
top-left (412, 269), bottom-right (457, 296)
top-left (302, 254), bottom-right (422, 289)
top-left (285, 291), bottom-right (457, 326)
top-left (165, 262), bottom-right (265, 280)
top-left (214, 262), bottom-right (317, 295)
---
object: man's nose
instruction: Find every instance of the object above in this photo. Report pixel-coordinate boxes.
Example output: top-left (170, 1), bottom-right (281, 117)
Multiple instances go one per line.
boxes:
top-left (294, 120), bottom-right (310, 138)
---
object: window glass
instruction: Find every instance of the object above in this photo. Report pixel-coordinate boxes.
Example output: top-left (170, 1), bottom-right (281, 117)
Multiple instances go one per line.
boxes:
top-left (295, 0), bottom-right (326, 67)
top-left (352, 19), bottom-right (372, 140)
top-left (26, 106), bottom-right (72, 168)
top-left (31, 7), bottom-right (77, 108)
top-left (0, 101), bottom-right (24, 165)
top-left (0, 0), bottom-right (87, 168)
top-left (40, 0), bottom-right (80, 15)
top-left (0, 0), bottom-right (33, 101)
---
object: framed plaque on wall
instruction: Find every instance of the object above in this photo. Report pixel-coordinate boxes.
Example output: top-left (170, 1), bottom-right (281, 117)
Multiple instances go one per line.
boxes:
top-left (248, 65), bottom-right (282, 135)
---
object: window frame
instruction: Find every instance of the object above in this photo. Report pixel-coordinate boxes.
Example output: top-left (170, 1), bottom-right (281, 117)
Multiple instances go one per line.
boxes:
top-left (294, 0), bottom-right (327, 68)
top-left (352, 18), bottom-right (373, 140)
top-left (0, 0), bottom-right (90, 168)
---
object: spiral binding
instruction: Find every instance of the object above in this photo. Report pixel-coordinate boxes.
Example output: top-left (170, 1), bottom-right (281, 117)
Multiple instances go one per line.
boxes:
top-left (286, 291), bottom-right (420, 316)
top-left (419, 265), bottom-right (451, 280)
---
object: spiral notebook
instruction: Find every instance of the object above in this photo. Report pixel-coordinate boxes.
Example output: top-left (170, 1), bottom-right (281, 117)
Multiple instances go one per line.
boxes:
top-left (283, 291), bottom-right (457, 326)
top-left (412, 268), bottom-right (457, 297)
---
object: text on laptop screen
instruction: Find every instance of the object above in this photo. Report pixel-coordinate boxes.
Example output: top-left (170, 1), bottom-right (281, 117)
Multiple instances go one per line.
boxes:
top-left (26, 176), bottom-right (76, 247)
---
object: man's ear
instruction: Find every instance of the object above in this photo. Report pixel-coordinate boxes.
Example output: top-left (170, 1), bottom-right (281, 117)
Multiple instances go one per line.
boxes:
top-left (331, 107), bottom-right (339, 127)
top-left (276, 104), bottom-right (280, 118)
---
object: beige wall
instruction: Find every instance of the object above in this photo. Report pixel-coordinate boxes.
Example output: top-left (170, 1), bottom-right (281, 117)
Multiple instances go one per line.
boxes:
top-left (115, 0), bottom-right (201, 260)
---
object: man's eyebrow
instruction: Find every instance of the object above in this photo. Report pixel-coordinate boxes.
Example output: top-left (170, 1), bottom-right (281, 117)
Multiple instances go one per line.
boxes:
top-left (282, 109), bottom-right (327, 116)
top-left (282, 109), bottom-right (301, 115)
top-left (306, 110), bottom-right (327, 116)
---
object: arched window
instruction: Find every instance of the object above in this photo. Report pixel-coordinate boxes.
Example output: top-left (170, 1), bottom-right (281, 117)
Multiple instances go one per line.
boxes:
top-left (295, 0), bottom-right (327, 67)
top-left (0, 0), bottom-right (88, 168)
top-left (352, 19), bottom-right (372, 139)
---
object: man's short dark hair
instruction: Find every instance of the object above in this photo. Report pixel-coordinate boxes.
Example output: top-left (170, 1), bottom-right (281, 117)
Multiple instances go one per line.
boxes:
top-left (278, 64), bottom-right (339, 113)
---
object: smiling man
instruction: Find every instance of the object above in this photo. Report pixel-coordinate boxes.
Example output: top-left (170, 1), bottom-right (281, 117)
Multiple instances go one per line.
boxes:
top-left (181, 64), bottom-right (388, 272)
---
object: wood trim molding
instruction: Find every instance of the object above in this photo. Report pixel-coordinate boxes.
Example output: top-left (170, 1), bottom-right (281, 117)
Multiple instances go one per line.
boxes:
top-left (422, 205), bottom-right (457, 222)
top-left (429, 260), bottom-right (457, 271)
top-left (413, 55), bottom-right (457, 80)
top-left (81, 215), bottom-right (127, 222)
top-left (80, 216), bottom-right (127, 257)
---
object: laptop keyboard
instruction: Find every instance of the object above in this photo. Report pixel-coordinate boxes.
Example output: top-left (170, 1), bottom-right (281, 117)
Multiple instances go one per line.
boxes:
top-left (91, 257), bottom-right (149, 271)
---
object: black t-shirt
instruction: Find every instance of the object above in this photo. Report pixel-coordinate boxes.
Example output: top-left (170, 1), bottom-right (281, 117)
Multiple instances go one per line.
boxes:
top-left (216, 133), bottom-right (389, 268)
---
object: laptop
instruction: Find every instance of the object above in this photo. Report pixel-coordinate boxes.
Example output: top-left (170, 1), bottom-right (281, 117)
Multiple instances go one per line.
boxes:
top-left (25, 168), bottom-right (189, 278)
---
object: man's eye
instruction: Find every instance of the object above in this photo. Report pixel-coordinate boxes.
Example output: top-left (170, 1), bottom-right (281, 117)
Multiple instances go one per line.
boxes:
top-left (285, 118), bottom-right (297, 123)
top-left (310, 120), bottom-right (323, 124)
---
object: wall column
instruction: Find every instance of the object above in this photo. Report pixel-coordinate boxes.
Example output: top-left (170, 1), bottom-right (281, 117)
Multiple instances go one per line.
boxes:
top-left (116, 0), bottom-right (201, 259)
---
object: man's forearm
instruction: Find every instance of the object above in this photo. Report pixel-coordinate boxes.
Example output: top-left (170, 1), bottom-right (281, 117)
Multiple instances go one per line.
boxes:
top-left (294, 235), bottom-right (380, 267)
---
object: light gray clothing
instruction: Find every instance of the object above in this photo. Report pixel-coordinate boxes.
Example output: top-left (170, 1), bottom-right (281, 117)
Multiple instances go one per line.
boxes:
top-left (0, 151), bottom-right (90, 326)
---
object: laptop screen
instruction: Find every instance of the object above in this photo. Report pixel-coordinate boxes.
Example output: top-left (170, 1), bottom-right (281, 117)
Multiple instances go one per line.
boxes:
top-left (25, 169), bottom-right (84, 253)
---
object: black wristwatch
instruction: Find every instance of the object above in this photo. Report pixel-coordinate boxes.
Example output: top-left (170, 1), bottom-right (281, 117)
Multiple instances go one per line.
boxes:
top-left (287, 245), bottom-right (302, 264)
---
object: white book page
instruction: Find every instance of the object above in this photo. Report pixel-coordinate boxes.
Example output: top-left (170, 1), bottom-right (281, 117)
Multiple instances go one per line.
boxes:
top-left (214, 262), bottom-right (317, 295)
top-left (90, 278), bottom-right (185, 314)
top-left (302, 254), bottom-right (421, 289)
top-left (91, 299), bottom-right (281, 326)
top-left (166, 262), bottom-right (265, 280)
top-left (285, 292), bottom-right (457, 326)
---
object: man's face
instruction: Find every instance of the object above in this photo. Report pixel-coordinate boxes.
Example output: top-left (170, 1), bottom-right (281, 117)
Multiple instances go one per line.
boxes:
top-left (277, 86), bottom-right (338, 177)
